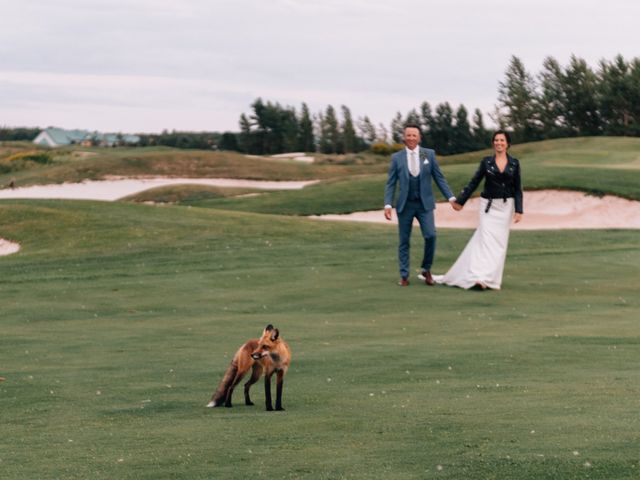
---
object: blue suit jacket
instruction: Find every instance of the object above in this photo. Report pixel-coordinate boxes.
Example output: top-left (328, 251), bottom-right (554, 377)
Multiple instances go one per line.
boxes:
top-left (384, 147), bottom-right (453, 213)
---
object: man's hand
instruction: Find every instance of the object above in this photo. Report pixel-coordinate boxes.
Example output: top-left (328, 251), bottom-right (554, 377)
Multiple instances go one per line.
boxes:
top-left (450, 200), bottom-right (463, 211)
top-left (384, 207), bottom-right (392, 221)
top-left (514, 213), bottom-right (522, 223)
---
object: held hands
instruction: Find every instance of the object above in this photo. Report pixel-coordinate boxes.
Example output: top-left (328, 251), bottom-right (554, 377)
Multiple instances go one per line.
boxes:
top-left (449, 199), bottom-right (463, 211)
top-left (384, 207), bottom-right (392, 221)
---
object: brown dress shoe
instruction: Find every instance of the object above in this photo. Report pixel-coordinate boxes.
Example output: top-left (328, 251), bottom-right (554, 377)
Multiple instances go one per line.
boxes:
top-left (398, 277), bottom-right (409, 286)
top-left (420, 271), bottom-right (434, 286)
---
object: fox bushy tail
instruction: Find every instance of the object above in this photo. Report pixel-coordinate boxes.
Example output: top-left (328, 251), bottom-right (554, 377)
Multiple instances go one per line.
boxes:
top-left (210, 361), bottom-right (238, 406)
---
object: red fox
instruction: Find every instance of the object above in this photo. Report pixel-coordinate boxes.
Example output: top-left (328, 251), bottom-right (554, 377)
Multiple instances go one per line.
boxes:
top-left (206, 324), bottom-right (291, 411)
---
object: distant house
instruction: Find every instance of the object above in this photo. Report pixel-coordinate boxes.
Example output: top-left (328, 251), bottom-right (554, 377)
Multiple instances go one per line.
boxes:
top-left (33, 128), bottom-right (88, 147)
top-left (33, 127), bottom-right (140, 148)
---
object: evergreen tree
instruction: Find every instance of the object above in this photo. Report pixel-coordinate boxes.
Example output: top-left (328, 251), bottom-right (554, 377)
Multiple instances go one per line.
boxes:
top-left (247, 98), bottom-right (300, 154)
top-left (598, 55), bottom-right (633, 135)
top-left (431, 102), bottom-right (454, 155)
top-left (562, 55), bottom-right (601, 136)
top-left (327, 105), bottom-right (342, 153)
top-left (238, 113), bottom-right (253, 153)
top-left (538, 56), bottom-right (569, 139)
top-left (281, 106), bottom-right (299, 152)
top-left (390, 112), bottom-right (404, 144)
top-left (497, 55), bottom-right (540, 142)
top-left (249, 97), bottom-right (268, 153)
top-left (316, 111), bottom-right (328, 153)
top-left (404, 109), bottom-right (421, 126)
top-left (420, 101), bottom-right (435, 147)
top-left (341, 105), bottom-right (358, 153)
top-left (471, 108), bottom-right (490, 150)
top-left (357, 116), bottom-right (377, 144)
top-left (297, 103), bottom-right (315, 152)
top-left (219, 132), bottom-right (239, 151)
top-left (318, 105), bottom-right (341, 153)
top-left (629, 58), bottom-right (640, 135)
top-left (452, 104), bottom-right (474, 153)
top-left (377, 123), bottom-right (389, 143)
top-left (0, 127), bottom-right (41, 141)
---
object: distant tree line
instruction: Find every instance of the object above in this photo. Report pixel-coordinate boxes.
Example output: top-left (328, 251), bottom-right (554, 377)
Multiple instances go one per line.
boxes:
top-left (4, 54), bottom-right (639, 155)
top-left (138, 130), bottom-right (223, 149)
top-left (495, 54), bottom-right (640, 143)
top-left (231, 97), bottom-right (490, 156)
top-left (235, 99), bottom-right (366, 155)
top-left (0, 127), bottom-right (41, 141)
top-left (230, 53), bottom-right (640, 155)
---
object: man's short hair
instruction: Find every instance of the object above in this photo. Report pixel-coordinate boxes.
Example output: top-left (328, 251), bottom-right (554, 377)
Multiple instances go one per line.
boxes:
top-left (403, 123), bottom-right (421, 132)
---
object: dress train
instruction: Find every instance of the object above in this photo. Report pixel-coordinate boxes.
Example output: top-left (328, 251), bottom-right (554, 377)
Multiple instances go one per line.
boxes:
top-left (433, 197), bottom-right (514, 289)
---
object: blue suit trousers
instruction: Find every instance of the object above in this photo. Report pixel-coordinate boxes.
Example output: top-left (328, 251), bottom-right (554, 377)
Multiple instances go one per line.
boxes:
top-left (397, 199), bottom-right (436, 279)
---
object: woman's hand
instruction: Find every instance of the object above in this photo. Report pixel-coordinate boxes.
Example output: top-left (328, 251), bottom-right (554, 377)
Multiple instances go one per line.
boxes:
top-left (514, 213), bottom-right (522, 223)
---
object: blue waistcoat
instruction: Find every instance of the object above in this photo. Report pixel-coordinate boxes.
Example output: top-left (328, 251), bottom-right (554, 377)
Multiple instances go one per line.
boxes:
top-left (408, 174), bottom-right (421, 201)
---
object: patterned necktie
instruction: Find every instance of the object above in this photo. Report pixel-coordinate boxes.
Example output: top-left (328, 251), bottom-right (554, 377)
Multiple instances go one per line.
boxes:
top-left (410, 151), bottom-right (418, 176)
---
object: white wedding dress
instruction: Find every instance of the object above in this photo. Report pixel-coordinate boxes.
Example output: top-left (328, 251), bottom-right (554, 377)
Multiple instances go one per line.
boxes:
top-left (433, 197), bottom-right (514, 289)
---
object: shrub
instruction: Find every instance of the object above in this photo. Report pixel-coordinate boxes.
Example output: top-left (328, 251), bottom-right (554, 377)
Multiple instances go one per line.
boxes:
top-left (370, 142), bottom-right (404, 156)
top-left (0, 150), bottom-right (52, 173)
top-left (5, 150), bottom-right (52, 164)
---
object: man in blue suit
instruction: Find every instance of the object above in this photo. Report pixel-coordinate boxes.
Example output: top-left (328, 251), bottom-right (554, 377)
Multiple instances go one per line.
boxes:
top-left (384, 124), bottom-right (456, 286)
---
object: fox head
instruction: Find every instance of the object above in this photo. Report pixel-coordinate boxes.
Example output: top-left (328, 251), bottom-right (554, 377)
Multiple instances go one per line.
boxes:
top-left (251, 324), bottom-right (281, 361)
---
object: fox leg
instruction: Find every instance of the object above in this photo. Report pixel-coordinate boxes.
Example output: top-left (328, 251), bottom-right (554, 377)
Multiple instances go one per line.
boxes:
top-left (264, 372), bottom-right (274, 411)
top-left (244, 363), bottom-right (262, 406)
top-left (275, 370), bottom-right (285, 411)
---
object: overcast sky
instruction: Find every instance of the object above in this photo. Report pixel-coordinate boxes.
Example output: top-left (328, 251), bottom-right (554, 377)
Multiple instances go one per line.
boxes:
top-left (1, 0), bottom-right (639, 134)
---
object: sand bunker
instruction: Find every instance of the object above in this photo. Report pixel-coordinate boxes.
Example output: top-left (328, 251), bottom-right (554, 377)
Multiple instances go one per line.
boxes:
top-left (246, 152), bottom-right (315, 163)
top-left (0, 177), bottom-right (318, 202)
top-left (0, 238), bottom-right (20, 256)
top-left (313, 190), bottom-right (640, 230)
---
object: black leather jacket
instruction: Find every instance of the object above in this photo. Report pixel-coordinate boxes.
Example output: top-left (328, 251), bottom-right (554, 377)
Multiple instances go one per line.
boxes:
top-left (456, 155), bottom-right (523, 213)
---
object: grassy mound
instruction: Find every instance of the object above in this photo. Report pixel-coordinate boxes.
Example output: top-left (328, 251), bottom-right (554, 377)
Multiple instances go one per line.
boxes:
top-left (123, 184), bottom-right (263, 204)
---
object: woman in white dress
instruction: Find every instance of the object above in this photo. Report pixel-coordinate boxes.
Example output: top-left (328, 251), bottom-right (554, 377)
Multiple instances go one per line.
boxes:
top-left (433, 131), bottom-right (523, 290)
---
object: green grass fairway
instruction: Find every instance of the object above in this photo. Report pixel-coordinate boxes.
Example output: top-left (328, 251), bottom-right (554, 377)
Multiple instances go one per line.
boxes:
top-left (174, 137), bottom-right (640, 215)
top-left (1, 200), bottom-right (639, 479)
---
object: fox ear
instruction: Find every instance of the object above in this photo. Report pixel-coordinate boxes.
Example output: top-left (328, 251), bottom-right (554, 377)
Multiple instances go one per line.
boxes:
top-left (270, 328), bottom-right (280, 341)
top-left (264, 324), bottom-right (274, 333)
